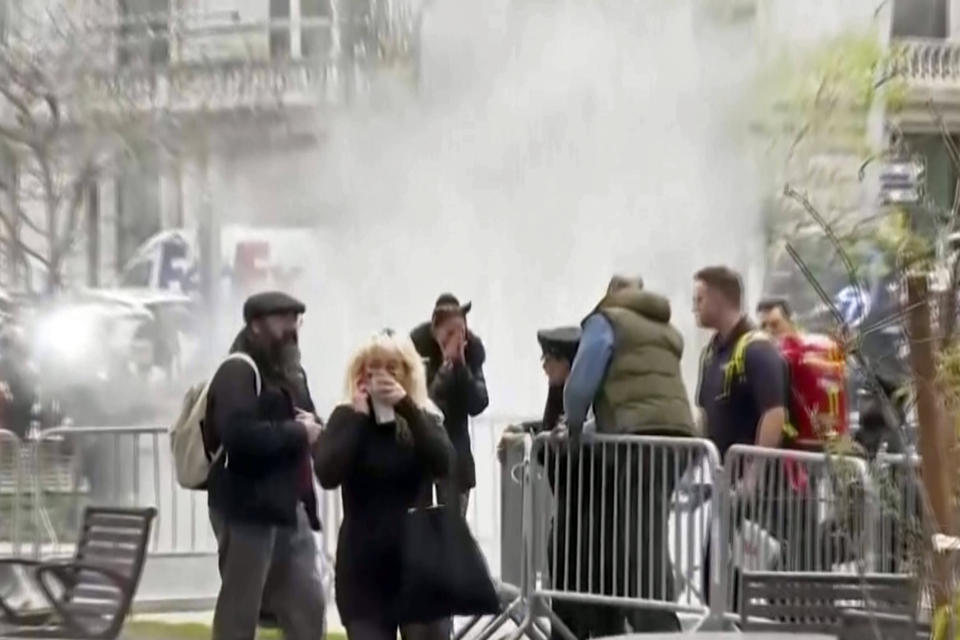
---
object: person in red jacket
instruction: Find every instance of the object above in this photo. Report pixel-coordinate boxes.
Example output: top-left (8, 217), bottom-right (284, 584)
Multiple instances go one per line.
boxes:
top-left (756, 297), bottom-right (850, 572)
top-left (756, 297), bottom-right (849, 450)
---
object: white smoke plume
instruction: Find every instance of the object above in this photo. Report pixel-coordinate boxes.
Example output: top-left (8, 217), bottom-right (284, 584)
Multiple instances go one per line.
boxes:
top-left (296, 0), bottom-right (765, 417)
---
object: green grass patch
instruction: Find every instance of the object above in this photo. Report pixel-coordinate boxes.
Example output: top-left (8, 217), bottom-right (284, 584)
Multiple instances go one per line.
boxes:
top-left (124, 620), bottom-right (345, 640)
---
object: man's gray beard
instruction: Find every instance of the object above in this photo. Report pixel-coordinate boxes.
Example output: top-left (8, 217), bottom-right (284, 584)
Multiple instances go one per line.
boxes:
top-left (280, 342), bottom-right (302, 379)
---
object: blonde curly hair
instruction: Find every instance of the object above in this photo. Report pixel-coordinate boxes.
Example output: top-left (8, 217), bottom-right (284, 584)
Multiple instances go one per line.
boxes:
top-left (343, 329), bottom-right (438, 415)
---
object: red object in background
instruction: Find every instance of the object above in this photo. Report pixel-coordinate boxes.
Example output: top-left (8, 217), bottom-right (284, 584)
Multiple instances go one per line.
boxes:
top-left (780, 332), bottom-right (849, 443)
top-left (779, 333), bottom-right (848, 494)
top-left (234, 241), bottom-right (270, 291)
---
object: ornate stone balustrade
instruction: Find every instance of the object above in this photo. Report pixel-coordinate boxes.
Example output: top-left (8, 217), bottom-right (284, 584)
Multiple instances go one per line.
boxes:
top-left (897, 37), bottom-right (960, 85)
top-left (79, 56), bottom-right (342, 116)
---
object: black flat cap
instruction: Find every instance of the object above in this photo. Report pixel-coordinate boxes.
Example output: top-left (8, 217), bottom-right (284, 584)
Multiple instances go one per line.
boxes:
top-left (537, 326), bottom-right (581, 363)
top-left (243, 291), bottom-right (306, 324)
top-left (434, 292), bottom-right (472, 315)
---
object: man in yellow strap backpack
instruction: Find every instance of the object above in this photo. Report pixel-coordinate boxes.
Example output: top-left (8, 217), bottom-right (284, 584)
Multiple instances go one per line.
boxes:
top-left (692, 266), bottom-right (790, 608)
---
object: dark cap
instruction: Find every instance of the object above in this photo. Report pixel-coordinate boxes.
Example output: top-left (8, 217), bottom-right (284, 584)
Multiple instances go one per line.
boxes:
top-left (243, 291), bottom-right (306, 324)
top-left (537, 326), bottom-right (581, 363)
top-left (432, 292), bottom-right (472, 325)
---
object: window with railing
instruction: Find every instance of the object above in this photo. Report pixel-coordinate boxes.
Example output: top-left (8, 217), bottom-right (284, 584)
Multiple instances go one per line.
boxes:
top-left (0, 0), bottom-right (8, 46)
top-left (117, 0), bottom-right (171, 66)
top-left (106, 1), bottom-right (338, 65)
top-left (892, 0), bottom-right (948, 38)
top-left (116, 155), bottom-right (161, 271)
top-left (269, 0), bottom-right (291, 59)
top-left (302, 0), bottom-right (333, 58)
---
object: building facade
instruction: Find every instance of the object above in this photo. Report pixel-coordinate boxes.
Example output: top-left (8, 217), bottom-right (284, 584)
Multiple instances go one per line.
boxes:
top-left (891, 0), bottom-right (960, 218)
top-left (0, 0), bottom-right (418, 293)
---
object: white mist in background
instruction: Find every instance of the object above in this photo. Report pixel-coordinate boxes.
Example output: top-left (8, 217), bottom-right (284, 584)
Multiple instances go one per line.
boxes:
top-left (297, 0), bottom-right (765, 418)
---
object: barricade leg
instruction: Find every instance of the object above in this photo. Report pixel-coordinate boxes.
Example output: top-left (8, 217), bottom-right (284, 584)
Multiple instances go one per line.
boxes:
top-left (453, 615), bottom-right (482, 640)
top-left (471, 598), bottom-right (522, 640)
top-left (504, 594), bottom-right (560, 640)
top-left (541, 599), bottom-right (578, 640)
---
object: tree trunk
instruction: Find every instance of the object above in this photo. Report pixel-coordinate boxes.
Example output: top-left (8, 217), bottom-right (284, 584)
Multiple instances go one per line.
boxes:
top-left (907, 273), bottom-right (955, 607)
top-left (45, 258), bottom-right (60, 295)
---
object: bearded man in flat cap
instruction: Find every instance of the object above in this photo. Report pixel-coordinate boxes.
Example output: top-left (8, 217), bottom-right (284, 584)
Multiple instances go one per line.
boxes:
top-left (202, 291), bottom-right (326, 640)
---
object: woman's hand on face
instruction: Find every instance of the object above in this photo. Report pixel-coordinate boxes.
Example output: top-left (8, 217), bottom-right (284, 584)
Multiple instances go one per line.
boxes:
top-left (442, 330), bottom-right (466, 365)
top-left (370, 372), bottom-right (407, 406)
top-left (352, 379), bottom-right (370, 414)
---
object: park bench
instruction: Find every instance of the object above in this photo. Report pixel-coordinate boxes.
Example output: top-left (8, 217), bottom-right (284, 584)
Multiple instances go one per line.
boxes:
top-left (740, 570), bottom-right (917, 634)
top-left (0, 506), bottom-right (156, 639)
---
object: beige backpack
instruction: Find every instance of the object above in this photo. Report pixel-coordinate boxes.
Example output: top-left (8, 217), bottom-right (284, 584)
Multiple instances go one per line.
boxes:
top-left (170, 353), bottom-right (261, 489)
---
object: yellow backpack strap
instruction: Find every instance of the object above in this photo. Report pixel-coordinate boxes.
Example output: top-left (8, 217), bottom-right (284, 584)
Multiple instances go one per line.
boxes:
top-left (722, 330), bottom-right (771, 396)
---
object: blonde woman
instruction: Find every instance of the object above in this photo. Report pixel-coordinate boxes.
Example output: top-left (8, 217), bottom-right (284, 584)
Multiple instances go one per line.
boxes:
top-left (314, 330), bottom-right (454, 640)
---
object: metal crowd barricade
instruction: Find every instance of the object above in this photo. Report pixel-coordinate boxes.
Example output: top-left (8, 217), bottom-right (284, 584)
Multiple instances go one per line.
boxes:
top-left (317, 482), bottom-right (342, 604)
top-left (718, 445), bottom-right (878, 620)
top-left (0, 429), bottom-right (24, 556)
top-left (872, 451), bottom-right (935, 616)
top-left (457, 432), bottom-right (548, 640)
top-left (29, 425), bottom-right (216, 558)
top-left (523, 433), bottom-right (721, 638)
top-left (22, 424), bottom-right (344, 608)
top-left (873, 452), bottom-right (925, 576)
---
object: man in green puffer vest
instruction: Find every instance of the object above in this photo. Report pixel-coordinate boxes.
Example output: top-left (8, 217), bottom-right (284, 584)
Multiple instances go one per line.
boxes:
top-left (560, 275), bottom-right (695, 634)
top-left (564, 274), bottom-right (695, 440)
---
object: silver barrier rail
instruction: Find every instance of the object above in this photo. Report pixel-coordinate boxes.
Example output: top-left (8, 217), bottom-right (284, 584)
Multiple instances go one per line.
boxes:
top-left (0, 429), bottom-right (24, 556)
top-left (318, 482), bottom-right (342, 604)
top-left (873, 452), bottom-right (924, 576)
top-left (459, 432), bottom-right (548, 640)
top-left (873, 452), bottom-right (934, 615)
top-left (529, 433), bottom-right (723, 638)
top-left (470, 414), bottom-right (535, 578)
top-left (30, 425), bottom-right (215, 558)
top-left (719, 445), bottom-right (878, 620)
top-left (29, 425), bottom-right (342, 608)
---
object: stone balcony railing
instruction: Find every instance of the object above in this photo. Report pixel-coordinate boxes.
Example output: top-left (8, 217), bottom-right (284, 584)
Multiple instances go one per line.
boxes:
top-left (79, 55), bottom-right (343, 117)
top-left (896, 37), bottom-right (960, 85)
top-left (889, 38), bottom-right (960, 131)
top-left (73, 14), bottom-right (419, 118)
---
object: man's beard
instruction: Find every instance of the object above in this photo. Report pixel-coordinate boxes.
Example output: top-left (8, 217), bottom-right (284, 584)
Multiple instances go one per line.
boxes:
top-left (279, 337), bottom-right (302, 380)
top-left (255, 330), bottom-right (300, 383)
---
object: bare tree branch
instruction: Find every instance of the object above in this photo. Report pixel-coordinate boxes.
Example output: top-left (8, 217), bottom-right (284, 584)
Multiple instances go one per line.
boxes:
top-left (0, 171), bottom-right (48, 238)
top-left (784, 184), bottom-right (868, 321)
top-left (56, 160), bottom-right (97, 258)
top-left (0, 207), bottom-right (51, 268)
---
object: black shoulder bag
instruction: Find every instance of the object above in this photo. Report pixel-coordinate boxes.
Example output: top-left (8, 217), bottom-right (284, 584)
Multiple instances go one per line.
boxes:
top-left (396, 477), bottom-right (500, 622)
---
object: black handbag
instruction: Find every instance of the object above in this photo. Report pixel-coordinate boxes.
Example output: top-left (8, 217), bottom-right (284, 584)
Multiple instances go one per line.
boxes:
top-left (396, 483), bottom-right (500, 623)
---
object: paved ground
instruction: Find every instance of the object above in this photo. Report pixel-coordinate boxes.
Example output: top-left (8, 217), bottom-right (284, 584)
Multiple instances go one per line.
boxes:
top-left (130, 607), bottom-right (346, 637)
top-left (124, 619), bottom-right (346, 639)
top-left (126, 610), bottom-right (528, 639)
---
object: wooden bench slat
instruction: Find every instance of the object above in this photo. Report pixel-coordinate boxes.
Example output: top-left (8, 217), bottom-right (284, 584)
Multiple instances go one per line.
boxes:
top-left (741, 571), bottom-right (918, 634)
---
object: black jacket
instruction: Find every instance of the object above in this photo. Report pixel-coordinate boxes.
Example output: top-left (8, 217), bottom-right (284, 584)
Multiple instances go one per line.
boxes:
top-left (202, 353), bottom-right (320, 530)
top-left (410, 323), bottom-right (489, 491)
top-left (313, 398), bottom-right (453, 623)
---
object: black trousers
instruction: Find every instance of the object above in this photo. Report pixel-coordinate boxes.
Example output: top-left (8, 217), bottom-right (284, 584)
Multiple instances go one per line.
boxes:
top-left (546, 443), bottom-right (682, 639)
top-left (345, 620), bottom-right (448, 640)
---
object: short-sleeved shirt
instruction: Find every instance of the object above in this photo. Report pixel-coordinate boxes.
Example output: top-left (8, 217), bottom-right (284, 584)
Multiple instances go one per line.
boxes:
top-left (696, 318), bottom-right (788, 458)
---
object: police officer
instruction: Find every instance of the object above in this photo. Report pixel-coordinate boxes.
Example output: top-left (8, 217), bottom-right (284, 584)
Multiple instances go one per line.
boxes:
top-left (498, 327), bottom-right (609, 640)
top-left (496, 327), bottom-right (581, 457)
